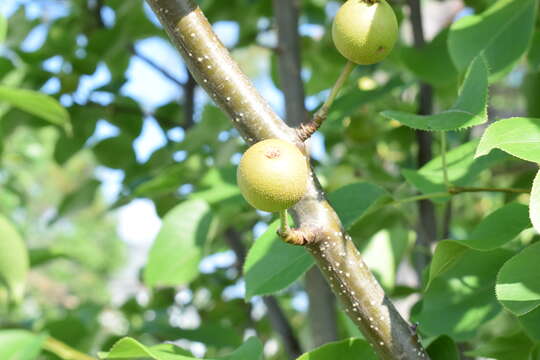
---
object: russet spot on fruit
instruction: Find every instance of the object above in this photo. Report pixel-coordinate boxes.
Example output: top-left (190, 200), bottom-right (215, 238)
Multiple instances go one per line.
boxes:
top-left (332, 0), bottom-right (398, 65)
top-left (237, 139), bottom-right (308, 212)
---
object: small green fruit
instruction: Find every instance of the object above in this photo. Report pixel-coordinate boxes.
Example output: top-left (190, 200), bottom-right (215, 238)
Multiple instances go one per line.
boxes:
top-left (332, 0), bottom-right (398, 65)
top-left (237, 139), bottom-right (308, 212)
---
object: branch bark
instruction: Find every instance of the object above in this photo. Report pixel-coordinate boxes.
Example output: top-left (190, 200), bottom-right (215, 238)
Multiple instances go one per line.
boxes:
top-left (146, 1), bottom-right (430, 358)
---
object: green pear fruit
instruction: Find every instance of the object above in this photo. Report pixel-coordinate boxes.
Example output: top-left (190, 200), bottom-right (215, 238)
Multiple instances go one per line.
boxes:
top-left (237, 139), bottom-right (308, 212)
top-left (332, 0), bottom-right (398, 65)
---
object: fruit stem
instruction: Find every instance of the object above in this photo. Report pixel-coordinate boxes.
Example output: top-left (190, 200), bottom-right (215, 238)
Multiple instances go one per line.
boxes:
top-left (298, 60), bottom-right (356, 141)
top-left (43, 337), bottom-right (95, 360)
top-left (279, 209), bottom-right (290, 234)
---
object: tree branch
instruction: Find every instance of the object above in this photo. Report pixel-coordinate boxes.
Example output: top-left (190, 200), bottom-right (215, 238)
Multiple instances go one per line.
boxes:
top-left (146, 1), bottom-right (429, 358)
top-left (128, 44), bottom-right (186, 88)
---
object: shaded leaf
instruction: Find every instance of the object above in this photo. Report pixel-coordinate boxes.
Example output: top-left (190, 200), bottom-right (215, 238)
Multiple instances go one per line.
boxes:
top-left (496, 241), bottom-right (540, 315)
top-left (426, 336), bottom-right (459, 360)
top-left (243, 219), bottom-right (312, 300)
top-left (0, 85), bottom-right (71, 133)
top-left (100, 336), bottom-right (262, 360)
top-left (296, 338), bottom-right (377, 360)
top-left (466, 332), bottom-right (534, 360)
top-left (448, 0), bottom-right (537, 79)
top-left (401, 29), bottom-right (458, 87)
top-left (144, 200), bottom-right (212, 287)
top-left (531, 169), bottom-right (540, 234)
top-left (0, 330), bottom-right (45, 360)
top-left (416, 249), bottom-right (513, 340)
top-left (0, 215), bottom-right (29, 303)
top-left (519, 306), bottom-right (540, 341)
top-left (381, 56), bottom-right (488, 131)
top-left (475, 117), bottom-right (540, 163)
top-left (427, 203), bottom-right (530, 288)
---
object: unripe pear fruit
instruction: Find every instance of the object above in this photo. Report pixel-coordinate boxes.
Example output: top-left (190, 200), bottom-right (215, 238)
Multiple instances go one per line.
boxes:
top-left (237, 139), bottom-right (308, 212)
top-left (332, 0), bottom-right (398, 65)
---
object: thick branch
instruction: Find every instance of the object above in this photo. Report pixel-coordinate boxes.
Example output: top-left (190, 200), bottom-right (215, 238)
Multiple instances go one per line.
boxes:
top-left (146, 1), bottom-right (430, 358)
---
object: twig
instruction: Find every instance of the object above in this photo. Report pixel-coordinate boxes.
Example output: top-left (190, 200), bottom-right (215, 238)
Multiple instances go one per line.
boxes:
top-left (44, 337), bottom-right (95, 360)
top-left (298, 61), bottom-right (355, 141)
top-left (391, 186), bottom-right (531, 206)
top-left (128, 44), bottom-right (186, 88)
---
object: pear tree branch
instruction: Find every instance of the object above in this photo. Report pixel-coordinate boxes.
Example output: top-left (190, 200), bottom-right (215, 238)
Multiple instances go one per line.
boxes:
top-left (145, 1), bottom-right (429, 358)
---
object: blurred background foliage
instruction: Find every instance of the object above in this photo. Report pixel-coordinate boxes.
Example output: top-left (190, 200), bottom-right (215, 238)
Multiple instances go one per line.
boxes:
top-left (0, 0), bottom-right (539, 359)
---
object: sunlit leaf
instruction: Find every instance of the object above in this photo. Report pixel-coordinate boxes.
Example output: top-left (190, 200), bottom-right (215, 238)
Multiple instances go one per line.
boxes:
top-left (475, 117), bottom-right (540, 163)
top-left (448, 0), bottom-right (537, 79)
top-left (296, 338), bottom-right (377, 360)
top-left (496, 241), bottom-right (540, 315)
top-left (0, 215), bottom-right (28, 303)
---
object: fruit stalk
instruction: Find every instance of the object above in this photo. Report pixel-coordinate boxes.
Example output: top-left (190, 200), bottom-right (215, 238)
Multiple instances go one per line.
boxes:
top-left (146, 1), bottom-right (430, 358)
top-left (299, 61), bottom-right (355, 141)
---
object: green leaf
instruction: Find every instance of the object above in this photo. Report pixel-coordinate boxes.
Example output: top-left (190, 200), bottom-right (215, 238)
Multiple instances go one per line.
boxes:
top-left (0, 330), bottom-right (46, 360)
top-left (29, 248), bottom-right (73, 267)
top-left (402, 139), bottom-right (507, 201)
top-left (416, 248), bottom-right (513, 340)
top-left (496, 241), bottom-right (540, 316)
top-left (427, 203), bottom-right (530, 288)
top-left (448, 0), bottom-right (537, 79)
top-left (466, 332), bottom-right (534, 360)
top-left (401, 28), bottom-right (458, 87)
top-left (243, 219), bottom-right (313, 299)
top-left (93, 135), bottom-right (136, 169)
top-left (519, 306), bottom-right (540, 341)
top-left (243, 182), bottom-right (390, 299)
top-left (190, 167), bottom-right (240, 204)
top-left (0, 215), bottom-right (29, 303)
top-left (426, 335), bottom-right (459, 360)
top-left (328, 182), bottom-right (391, 230)
top-left (144, 200), bottom-right (213, 287)
top-left (381, 55), bottom-right (488, 131)
top-left (0, 85), bottom-right (71, 133)
top-left (530, 169), bottom-right (540, 234)
top-left (475, 117), bottom-right (540, 163)
top-left (529, 30), bottom-right (540, 71)
top-left (296, 338), bottom-right (377, 360)
top-left (99, 337), bottom-right (192, 359)
top-left (50, 179), bottom-right (101, 224)
top-left (100, 336), bottom-right (262, 360)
